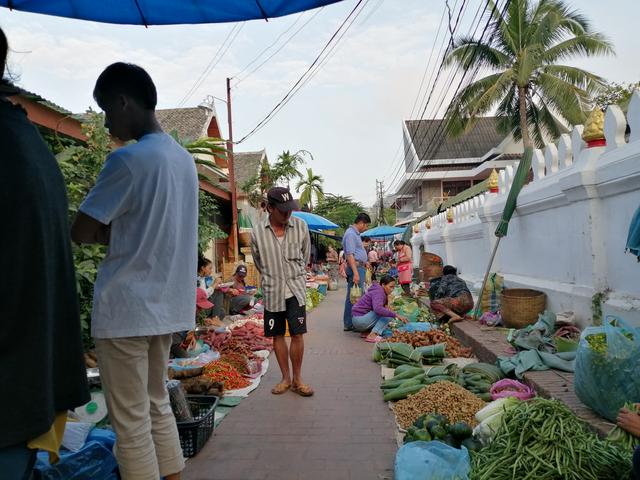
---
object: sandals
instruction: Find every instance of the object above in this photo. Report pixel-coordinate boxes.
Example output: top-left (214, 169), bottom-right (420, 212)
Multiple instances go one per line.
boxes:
top-left (291, 383), bottom-right (314, 397)
top-left (271, 382), bottom-right (290, 395)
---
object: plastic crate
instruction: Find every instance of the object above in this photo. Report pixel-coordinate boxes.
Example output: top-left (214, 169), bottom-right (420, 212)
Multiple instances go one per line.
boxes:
top-left (176, 396), bottom-right (219, 458)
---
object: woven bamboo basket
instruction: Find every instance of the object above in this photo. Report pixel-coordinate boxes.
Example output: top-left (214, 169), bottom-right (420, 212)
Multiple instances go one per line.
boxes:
top-left (501, 288), bottom-right (546, 329)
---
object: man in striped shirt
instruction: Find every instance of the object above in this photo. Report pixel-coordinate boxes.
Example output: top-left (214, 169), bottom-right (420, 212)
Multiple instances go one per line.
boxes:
top-left (251, 187), bottom-right (313, 397)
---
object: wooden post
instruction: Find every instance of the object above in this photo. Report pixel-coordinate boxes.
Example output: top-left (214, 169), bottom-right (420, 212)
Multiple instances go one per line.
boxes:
top-left (226, 77), bottom-right (239, 261)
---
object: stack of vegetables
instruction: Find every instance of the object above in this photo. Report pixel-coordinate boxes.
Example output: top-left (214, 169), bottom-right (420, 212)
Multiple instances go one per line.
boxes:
top-left (306, 288), bottom-right (324, 311)
top-left (387, 330), bottom-right (473, 358)
top-left (381, 364), bottom-right (468, 402)
top-left (393, 381), bottom-right (486, 430)
top-left (472, 397), bottom-right (521, 446)
top-left (404, 413), bottom-right (482, 452)
top-left (471, 398), bottom-right (632, 480)
top-left (202, 360), bottom-right (251, 390)
top-left (607, 403), bottom-right (640, 450)
top-left (373, 342), bottom-right (447, 368)
top-left (456, 363), bottom-right (505, 402)
top-left (389, 296), bottom-right (436, 323)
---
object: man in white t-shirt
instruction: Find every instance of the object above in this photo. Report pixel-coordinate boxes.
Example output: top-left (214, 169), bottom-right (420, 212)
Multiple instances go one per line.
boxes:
top-left (71, 62), bottom-right (197, 480)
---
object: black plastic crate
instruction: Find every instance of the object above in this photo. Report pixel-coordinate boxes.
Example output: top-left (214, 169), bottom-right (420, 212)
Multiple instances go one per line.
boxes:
top-left (176, 395), bottom-right (219, 458)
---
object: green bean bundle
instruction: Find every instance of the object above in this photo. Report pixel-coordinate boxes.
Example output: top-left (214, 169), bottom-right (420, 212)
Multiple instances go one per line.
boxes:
top-left (471, 398), bottom-right (632, 480)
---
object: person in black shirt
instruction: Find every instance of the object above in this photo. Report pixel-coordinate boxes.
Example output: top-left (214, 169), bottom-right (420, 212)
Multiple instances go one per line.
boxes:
top-left (0, 27), bottom-right (89, 478)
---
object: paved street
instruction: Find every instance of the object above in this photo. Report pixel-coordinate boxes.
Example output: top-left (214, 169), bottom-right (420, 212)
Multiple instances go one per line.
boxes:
top-left (183, 288), bottom-right (397, 480)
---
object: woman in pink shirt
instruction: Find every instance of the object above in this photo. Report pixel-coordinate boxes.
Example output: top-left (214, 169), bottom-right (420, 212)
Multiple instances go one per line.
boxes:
top-left (351, 275), bottom-right (408, 342)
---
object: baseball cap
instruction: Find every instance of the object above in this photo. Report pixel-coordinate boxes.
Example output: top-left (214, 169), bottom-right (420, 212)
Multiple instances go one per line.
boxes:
top-left (267, 186), bottom-right (299, 212)
top-left (196, 288), bottom-right (213, 309)
top-left (235, 265), bottom-right (248, 277)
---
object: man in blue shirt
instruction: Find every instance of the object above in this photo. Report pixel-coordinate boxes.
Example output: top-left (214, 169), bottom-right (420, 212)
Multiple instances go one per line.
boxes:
top-left (342, 212), bottom-right (371, 331)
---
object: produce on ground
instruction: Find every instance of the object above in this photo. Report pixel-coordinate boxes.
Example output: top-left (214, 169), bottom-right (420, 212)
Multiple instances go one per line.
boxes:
top-left (380, 364), bottom-right (461, 401)
top-left (219, 352), bottom-right (250, 375)
top-left (393, 381), bottom-right (486, 429)
top-left (456, 363), bottom-right (505, 402)
top-left (373, 341), bottom-right (449, 368)
top-left (168, 366), bottom-right (204, 380)
top-left (389, 296), bottom-right (436, 323)
top-left (179, 376), bottom-right (224, 396)
top-left (607, 402), bottom-right (640, 450)
top-left (471, 398), bottom-right (632, 480)
top-left (387, 330), bottom-right (473, 358)
top-left (203, 360), bottom-right (251, 390)
top-left (404, 412), bottom-right (482, 451)
top-left (472, 397), bottom-right (521, 446)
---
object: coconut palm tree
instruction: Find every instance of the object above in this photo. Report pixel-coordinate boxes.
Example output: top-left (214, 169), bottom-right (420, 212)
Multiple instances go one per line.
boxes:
top-left (296, 168), bottom-right (325, 211)
top-left (272, 149), bottom-right (313, 189)
top-left (444, 0), bottom-right (614, 148)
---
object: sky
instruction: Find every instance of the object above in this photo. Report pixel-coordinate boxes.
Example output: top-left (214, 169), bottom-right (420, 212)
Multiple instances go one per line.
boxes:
top-left (2, 0), bottom-right (639, 206)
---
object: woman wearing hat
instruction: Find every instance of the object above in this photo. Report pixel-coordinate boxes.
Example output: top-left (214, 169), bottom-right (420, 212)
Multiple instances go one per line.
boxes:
top-left (228, 265), bottom-right (255, 315)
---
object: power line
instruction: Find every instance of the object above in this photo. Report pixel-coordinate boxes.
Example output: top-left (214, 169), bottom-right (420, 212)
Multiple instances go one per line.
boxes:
top-left (232, 8), bottom-right (324, 87)
top-left (236, 0), bottom-right (369, 144)
top-left (384, 0), bottom-right (473, 196)
top-left (378, 0), bottom-right (452, 182)
top-left (392, 0), bottom-right (510, 208)
top-left (178, 23), bottom-right (244, 107)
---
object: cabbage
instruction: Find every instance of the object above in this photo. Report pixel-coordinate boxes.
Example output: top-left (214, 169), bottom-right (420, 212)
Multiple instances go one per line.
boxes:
top-left (475, 397), bottom-right (520, 423)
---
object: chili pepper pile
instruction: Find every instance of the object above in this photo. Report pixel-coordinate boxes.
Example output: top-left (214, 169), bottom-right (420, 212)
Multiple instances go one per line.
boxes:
top-left (387, 330), bottom-right (473, 358)
top-left (219, 352), bottom-right (250, 375)
top-left (203, 360), bottom-right (251, 390)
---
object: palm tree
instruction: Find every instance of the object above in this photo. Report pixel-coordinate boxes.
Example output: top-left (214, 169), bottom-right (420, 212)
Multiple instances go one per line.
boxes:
top-left (296, 168), bottom-right (325, 211)
top-left (169, 132), bottom-right (228, 181)
top-left (444, 0), bottom-right (614, 148)
top-left (272, 149), bottom-right (313, 188)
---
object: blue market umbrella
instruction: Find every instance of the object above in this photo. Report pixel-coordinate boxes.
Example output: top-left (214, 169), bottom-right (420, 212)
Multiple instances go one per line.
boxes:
top-left (0, 1), bottom-right (343, 25)
top-left (362, 225), bottom-right (406, 239)
top-left (292, 211), bottom-right (338, 230)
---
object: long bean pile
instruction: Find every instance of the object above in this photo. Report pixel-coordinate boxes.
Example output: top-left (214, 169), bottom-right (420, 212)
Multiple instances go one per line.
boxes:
top-left (471, 398), bottom-right (632, 480)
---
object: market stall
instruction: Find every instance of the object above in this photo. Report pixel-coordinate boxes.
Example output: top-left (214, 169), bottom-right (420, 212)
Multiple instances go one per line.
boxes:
top-left (365, 282), bottom-right (638, 479)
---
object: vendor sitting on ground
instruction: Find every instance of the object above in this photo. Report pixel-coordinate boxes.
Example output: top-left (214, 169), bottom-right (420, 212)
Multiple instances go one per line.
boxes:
top-left (429, 265), bottom-right (474, 322)
top-left (616, 405), bottom-right (640, 479)
top-left (228, 265), bottom-right (255, 315)
top-left (197, 256), bottom-right (225, 319)
top-left (352, 275), bottom-right (408, 343)
top-left (388, 259), bottom-right (398, 278)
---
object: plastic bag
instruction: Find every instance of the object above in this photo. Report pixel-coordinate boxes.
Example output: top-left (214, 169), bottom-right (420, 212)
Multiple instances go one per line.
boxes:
top-left (490, 379), bottom-right (535, 401)
top-left (574, 317), bottom-right (640, 421)
top-left (35, 429), bottom-right (118, 480)
top-left (350, 285), bottom-right (362, 304)
top-left (167, 380), bottom-right (193, 422)
top-left (481, 273), bottom-right (503, 313)
top-left (394, 441), bottom-right (470, 480)
top-left (397, 322), bottom-right (434, 333)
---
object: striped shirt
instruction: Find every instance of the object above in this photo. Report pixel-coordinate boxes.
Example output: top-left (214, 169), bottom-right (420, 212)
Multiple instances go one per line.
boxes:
top-left (250, 215), bottom-right (310, 312)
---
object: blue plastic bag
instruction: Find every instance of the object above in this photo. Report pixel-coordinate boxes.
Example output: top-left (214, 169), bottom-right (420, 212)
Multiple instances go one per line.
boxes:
top-left (397, 322), bottom-right (434, 333)
top-left (394, 441), bottom-right (470, 480)
top-left (35, 428), bottom-right (118, 480)
top-left (574, 317), bottom-right (640, 421)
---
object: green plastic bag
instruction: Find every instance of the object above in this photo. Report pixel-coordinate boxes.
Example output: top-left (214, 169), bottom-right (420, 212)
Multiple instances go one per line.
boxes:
top-left (350, 285), bottom-right (362, 304)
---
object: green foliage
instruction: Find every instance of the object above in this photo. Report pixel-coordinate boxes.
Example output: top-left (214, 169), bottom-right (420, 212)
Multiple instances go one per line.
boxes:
top-left (296, 167), bottom-right (324, 210)
top-left (242, 149), bottom-right (312, 207)
top-left (594, 81), bottom-right (640, 112)
top-left (314, 194), bottom-right (364, 233)
top-left (54, 111), bottom-right (111, 349)
top-left (198, 190), bottom-right (227, 253)
top-left (444, 0), bottom-right (614, 148)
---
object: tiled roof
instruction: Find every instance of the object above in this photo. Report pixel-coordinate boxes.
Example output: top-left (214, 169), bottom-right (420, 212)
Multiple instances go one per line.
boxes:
top-left (156, 106), bottom-right (214, 142)
top-left (234, 150), bottom-right (266, 190)
top-left (406, 117), bottom-right (505, 161)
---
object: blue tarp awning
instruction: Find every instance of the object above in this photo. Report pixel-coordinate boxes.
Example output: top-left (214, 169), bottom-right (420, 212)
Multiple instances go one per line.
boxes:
top-left (362, 225), bottom-right (406, 239)
top-left (0, 1), bottom-right (343, 25)
top-left (292, 211), bottom-right (338, 230)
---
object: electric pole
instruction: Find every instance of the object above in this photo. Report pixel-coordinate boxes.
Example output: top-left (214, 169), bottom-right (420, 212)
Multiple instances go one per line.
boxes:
top-left (226, 77), bottom-right (239, 261)
top-left (375, 180), bottom-right (385, 226)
